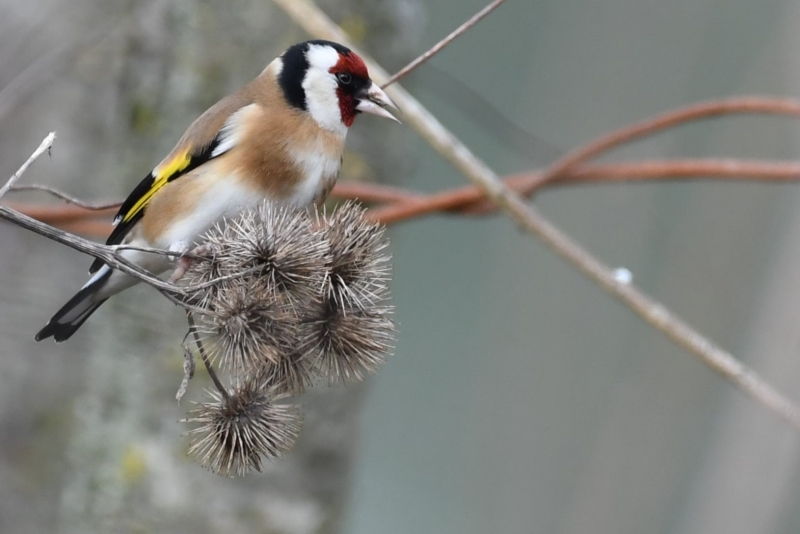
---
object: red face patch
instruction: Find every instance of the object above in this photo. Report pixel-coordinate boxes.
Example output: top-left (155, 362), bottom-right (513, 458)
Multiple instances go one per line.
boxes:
top-left (330, 52), bottom-right (369, 80)
top-left (329, 51), bottom-right (370, 127)
top-left (336, 90), bottom-right (357, 127)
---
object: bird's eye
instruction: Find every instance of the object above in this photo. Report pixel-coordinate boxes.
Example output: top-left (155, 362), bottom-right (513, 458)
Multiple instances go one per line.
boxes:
top-left (337, 72), bottom-right (352, 85)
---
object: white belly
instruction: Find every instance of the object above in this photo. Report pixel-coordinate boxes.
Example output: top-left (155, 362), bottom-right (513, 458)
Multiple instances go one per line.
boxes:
top-left (157, 179), bottom-right (265, 251)
top-left (287, 143), bottom-right (342, 206)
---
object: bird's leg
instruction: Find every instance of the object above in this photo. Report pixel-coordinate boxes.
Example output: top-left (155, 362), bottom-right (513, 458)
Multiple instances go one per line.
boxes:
top-left (169, 242), bottom-right (213, 283)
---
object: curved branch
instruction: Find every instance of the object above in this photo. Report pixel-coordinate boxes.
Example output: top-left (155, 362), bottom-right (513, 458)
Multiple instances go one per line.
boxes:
top-left (532, 97), bottom-right (800, 192)
top-left (9, 184), bottom-right (121, 210)
top-left (366, 159), bottom-right (800, 222)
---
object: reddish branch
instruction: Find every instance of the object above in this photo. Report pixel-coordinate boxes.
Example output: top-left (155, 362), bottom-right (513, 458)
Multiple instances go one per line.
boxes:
top-left (5, 97), bottom-right (800, 235)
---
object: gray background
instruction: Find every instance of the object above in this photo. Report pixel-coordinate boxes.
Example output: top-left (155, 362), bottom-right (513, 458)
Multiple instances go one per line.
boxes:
top-left (1, 0), bottom-right (799, 533)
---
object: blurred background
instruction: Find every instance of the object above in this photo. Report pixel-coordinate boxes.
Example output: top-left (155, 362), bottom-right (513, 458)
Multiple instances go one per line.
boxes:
top-left (2, 0), bottom-right (800, 532)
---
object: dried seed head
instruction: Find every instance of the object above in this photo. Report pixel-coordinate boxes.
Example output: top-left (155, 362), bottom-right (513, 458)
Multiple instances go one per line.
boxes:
top-left (181, 203), bottom-right (329, 309)
top-left (221, 203), bottom-right (330, 303)
top-left (177, 200), bottom-right (396, 473)
top-left (199, 284), bottom-right (298, 374)
top-left (297, 201), bottom-right (395, 382)
top-left (258, 349), bottom-right (314, 396)
top-left (303, 298), bottom-right (395, 382)
top-left (324, 201), bottom-right (391, 309)
top-left (185, 382), bottom-right (302, 477)
top-left (180, 225), bottom-right (233, 308)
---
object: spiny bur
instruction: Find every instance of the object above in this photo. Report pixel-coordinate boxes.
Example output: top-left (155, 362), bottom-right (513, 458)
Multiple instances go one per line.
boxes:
top-left (302, 201), bottom-right (395, 382)
top-left (303, 299), bottom-right (395, 382)
top-left (198, 284), bottom-right (298, 373)
top-left (221, 203), bottom-right (330, 304)
top-left (324, 200), bottom-right (392, 310)
top-left (181, 201), bottom-right (395, 475)
top-left (185, 380), bottom-right (302, 477)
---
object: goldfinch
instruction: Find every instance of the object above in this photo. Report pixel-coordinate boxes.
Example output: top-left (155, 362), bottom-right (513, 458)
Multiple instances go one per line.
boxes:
top-left (36, 40), bottom-right (398, 342)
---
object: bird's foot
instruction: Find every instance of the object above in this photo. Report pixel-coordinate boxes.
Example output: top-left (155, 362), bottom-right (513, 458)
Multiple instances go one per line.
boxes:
top-left (168, 243), bottom-right (213, 284)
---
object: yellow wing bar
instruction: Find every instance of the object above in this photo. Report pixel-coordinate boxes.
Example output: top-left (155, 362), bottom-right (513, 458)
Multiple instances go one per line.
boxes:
top-left (122, 151), bottom-right (192, 223)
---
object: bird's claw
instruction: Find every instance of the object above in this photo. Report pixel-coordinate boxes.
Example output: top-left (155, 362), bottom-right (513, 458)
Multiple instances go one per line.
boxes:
top-left (168, 243), bottom-right (214, 284)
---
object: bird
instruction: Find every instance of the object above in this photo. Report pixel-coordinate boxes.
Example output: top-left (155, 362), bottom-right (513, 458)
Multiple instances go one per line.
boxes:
top-left (35, 39), bottom-right (399, 342)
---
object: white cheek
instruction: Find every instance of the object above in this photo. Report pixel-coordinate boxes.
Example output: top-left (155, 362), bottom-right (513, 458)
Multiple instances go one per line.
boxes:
top-left (304, 44), bottom-right (348, 136)
top-left (303, 72), bottom-right (347, 136)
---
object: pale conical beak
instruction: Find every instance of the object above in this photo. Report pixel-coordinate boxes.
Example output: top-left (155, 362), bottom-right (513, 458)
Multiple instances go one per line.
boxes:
top-left (356, 82), bottom-right (400, 123)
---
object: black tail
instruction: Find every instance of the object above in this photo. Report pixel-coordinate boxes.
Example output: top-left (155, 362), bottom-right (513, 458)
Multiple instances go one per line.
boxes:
top-left (35, 269), bottom-right (111, 343)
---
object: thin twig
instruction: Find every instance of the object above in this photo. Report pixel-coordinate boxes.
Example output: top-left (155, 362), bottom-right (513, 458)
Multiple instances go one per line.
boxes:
top-left (159, 289), bottom-right (208, 315)
top-left (382, 0), bottom-right (508, 88)
top-left (187, 311), bottom-right (228, 400)
top-left (114, 243), bottom-right (201, 261)
top-left (0, 132), bottom-right (56, 200)
top-left (273, 0), bottom-right (800, 430)
top-left (0, 202), bottom-right (268, 309)
top-left (0, 134), bottom-right (234, 317)
top-left (422, 64), bottom-right (564, 164)
top-left (184, 265), bottom-right (265, 293)
top-left (8, 184), bottom-right (121, 210)
top-left (531, 97), bottom-right (800, 194)
top-left (0, 204), bottom-right (184, 295)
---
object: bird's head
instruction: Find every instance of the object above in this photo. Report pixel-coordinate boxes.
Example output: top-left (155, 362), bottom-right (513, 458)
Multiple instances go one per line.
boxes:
top-left (277, 40), bottom-right (399, 135)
